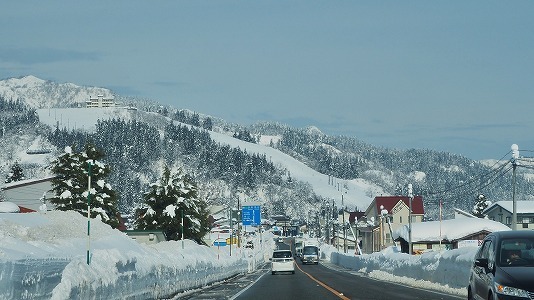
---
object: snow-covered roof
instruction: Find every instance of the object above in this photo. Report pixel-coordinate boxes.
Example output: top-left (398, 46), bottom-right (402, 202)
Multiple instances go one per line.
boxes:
top-left (0, 202), bottom-right (20, 213)
top-left (393, 218), bottom-right (510, 242)
top-left (483, 200), bottom-right (534, 214)
top-left (1, 176), bottom-right (56, 190)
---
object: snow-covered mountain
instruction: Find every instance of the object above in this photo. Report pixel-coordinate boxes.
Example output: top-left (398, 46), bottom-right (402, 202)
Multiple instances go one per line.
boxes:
top-left (0, 75), bottom-right (114, 109)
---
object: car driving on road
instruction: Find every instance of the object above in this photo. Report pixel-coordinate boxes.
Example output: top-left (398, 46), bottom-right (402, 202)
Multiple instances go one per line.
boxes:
top-left (270, 250), bottom-right (295, 275)
top-left (468, 230), bottom-right (534, 300)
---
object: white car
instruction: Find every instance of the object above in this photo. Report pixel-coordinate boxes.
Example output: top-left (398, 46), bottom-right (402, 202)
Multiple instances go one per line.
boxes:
top-left (270, 250), bottom-right (295, 275)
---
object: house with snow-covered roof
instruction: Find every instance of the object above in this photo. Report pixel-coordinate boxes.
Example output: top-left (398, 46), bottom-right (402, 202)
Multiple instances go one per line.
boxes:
top-left (1, 176), bottom-right (56, 212)
top-left (393, 218), bottom-right (510, 254)
top-left (483, 200), bottom-right (534, 230)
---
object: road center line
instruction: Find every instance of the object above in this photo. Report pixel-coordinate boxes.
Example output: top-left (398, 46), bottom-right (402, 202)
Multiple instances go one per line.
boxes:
top-left (295, 262), bottom-right (350, 300)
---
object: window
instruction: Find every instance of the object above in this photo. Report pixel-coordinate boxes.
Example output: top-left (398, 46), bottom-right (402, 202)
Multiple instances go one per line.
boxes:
top-left (522, 217), bottom-right (529, 224)
top-left (523, 223), bottom-right (529, 229)
top-left (399, 216), bottom-right (403, 223)
top-left (477, 240), bottom-right (492, 260)
top-left (506, 217), bottom-right (511, 225)
top-left (499, 215), bottom-right (503, 222)
top-left (273, 251), bottom-right (292, 258)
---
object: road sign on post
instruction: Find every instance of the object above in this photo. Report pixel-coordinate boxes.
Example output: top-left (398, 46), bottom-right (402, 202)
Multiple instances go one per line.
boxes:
top-left (242, 205), bottom-right (261, 226)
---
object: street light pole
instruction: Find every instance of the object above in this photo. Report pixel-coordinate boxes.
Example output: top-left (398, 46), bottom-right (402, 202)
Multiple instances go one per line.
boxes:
top-left (511, 144), bottom-right (519, 230)
top-left (408, 183), bottom-right (413, 255)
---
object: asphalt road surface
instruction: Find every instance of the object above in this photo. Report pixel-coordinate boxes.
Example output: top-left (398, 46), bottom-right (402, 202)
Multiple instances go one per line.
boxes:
top-left (232, 259), bottom-right (462, 300)
top-left (181, 240), bottom-right (464, 300)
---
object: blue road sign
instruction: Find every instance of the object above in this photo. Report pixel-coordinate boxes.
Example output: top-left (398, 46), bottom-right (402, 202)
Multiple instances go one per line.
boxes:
top-left (213, 240), bottom-right (227, 247)
top-left (242, 205), bottom-right (261, 226)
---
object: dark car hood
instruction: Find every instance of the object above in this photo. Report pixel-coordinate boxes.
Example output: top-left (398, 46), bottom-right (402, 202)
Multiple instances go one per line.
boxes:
top-left (497, 266), bottom-right (534, 290)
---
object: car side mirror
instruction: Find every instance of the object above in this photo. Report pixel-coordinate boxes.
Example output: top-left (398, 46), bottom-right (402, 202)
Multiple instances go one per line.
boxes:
top-left (474, 258), bottom-right (488, 268)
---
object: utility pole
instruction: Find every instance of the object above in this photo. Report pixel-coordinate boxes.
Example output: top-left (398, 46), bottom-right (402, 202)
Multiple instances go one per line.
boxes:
top-left (408, 183), bottom-right (413, 255)
top-left (342, 194), bottom-right (346, 253)
top-left (86, 162), bottom-right (92, 265)
top-left (181, 209), bottom-right (184, 249)
top-left (237, 192), bottom-right (241, 248)
top-left (511, 144), bottom-right (519, 230)
top-left (332, 200), bottom-right (335, 246)
top-left (229, 207), bottom-right (233, 256)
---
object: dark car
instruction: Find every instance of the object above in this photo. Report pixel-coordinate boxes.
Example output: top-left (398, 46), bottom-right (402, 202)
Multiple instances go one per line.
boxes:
top-left (468, 230), bottom-right (534, 300)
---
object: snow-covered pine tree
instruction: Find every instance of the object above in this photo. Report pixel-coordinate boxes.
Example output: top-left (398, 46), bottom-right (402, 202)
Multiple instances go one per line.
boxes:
top-left (134, 166), bottom-right (210, 243)
top-left (49, 144), bottom-right (120, 228)
top-left (5, 161), bottom-right (25, 183)
top-left (472, 193), bottom-right (491, 218)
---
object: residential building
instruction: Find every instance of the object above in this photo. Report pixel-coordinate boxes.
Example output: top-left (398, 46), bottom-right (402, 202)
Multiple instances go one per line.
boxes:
top-left (1, 176), bottom-right (56, 211)
top-left (483, 201), bottom-right (534, 230)
top-left (362, 195), bottom-right (424, 253)
top-left (393, 218), bottom-right (510, 254)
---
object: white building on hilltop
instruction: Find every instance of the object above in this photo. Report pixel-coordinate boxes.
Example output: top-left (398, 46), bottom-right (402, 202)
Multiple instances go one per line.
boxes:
top-left (86, 95), bottom-right (116, 108)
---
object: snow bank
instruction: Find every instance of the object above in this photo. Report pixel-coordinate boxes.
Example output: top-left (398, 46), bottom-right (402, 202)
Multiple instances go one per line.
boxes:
top-left (327, 246), bottom-right (475, 297)
top-left (0, 211), bottom-right (272, 300)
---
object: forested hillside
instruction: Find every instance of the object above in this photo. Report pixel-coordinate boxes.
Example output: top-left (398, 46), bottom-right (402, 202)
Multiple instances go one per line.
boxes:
top-left (1, 84), bottom-right (533, 225)
top-left (250, 123), bottom-right (534, 219)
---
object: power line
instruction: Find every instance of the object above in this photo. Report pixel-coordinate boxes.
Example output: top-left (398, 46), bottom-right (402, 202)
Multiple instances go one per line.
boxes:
top-left (424, 158), bottom-right (511, 197)
top-left (421, 152), bottom-right (515, 205)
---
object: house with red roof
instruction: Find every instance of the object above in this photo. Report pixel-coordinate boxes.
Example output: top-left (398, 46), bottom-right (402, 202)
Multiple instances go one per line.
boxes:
top-left (360, 195), bottom-right (425, 253)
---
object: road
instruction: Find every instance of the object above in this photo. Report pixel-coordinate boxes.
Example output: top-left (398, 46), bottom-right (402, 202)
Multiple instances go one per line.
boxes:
top-left (232, 259), bottom-right (462, 300)
top-left (181, 240), bottom-right (464, 300)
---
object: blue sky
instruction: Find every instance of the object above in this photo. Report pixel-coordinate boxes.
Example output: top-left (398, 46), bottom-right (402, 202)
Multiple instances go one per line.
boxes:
top-left (2, 1), bottom-right (533, 160)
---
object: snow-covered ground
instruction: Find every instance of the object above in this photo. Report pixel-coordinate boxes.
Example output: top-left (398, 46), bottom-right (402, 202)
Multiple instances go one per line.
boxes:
top-left (1, 209), bottom-right (497, 299)
top-left (35, 107), bottom-right (385, 210)
top-left (324, 245), bottom-right (473, 297)
top-left (0, 210), bottom-right (272, 300)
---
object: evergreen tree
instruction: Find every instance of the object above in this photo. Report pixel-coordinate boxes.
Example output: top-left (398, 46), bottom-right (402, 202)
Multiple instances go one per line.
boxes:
top-left (5, 161), bottom-right (24, 183)
top-left (134, 166), bottom-right (210, 243)
top-left (49, 144), bottom-right (120, 228)
top-left (472, 194), bottom-right (491, 218)
top-left (202, 117), bottom-right (213, 131)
